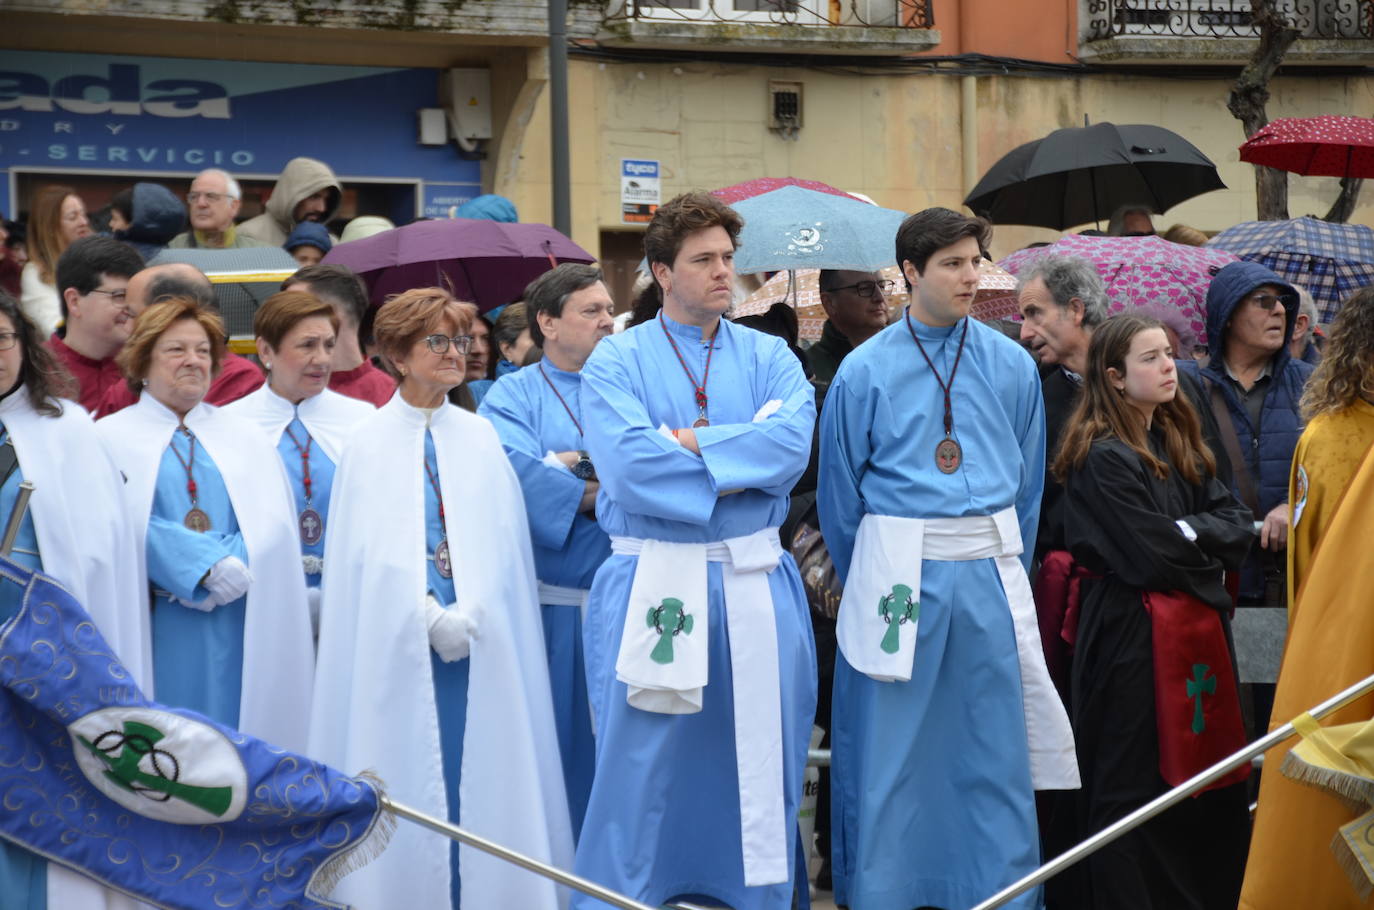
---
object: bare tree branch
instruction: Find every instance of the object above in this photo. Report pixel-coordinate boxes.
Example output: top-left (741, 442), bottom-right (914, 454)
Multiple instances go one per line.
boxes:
top-left (1228, 0), bottom-right (1300, 220)
top-left (1322, 177), bottom-right (1364, 223)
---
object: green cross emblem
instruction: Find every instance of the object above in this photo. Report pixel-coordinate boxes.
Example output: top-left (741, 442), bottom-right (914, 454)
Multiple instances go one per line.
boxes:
top-left (79, 720), bottom-right (234, 816)
top-left (878, 584), bottom-right (918, 654)
top-left (646, 597), bottom-right (694, 665)
top-left (1186, 663), bottom-right (1216, 735)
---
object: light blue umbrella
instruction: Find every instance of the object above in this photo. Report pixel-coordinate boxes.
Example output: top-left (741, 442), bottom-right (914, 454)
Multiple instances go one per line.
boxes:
top-left (731, 185), bottom-right (908, 274)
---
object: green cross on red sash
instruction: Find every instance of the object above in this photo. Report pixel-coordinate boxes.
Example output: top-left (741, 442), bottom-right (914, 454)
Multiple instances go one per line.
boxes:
top-left (1187, 663), bottom-right (1216, 734)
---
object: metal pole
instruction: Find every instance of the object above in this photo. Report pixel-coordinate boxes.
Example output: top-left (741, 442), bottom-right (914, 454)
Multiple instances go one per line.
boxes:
top-left (380, 796), bottom-right (659, 910)
top-left (548, 0), bottom-right (571, 236)
top-left (1, 481), bottom-right (34, 556)
top-left (971, 670), bottom-right (1374, 910)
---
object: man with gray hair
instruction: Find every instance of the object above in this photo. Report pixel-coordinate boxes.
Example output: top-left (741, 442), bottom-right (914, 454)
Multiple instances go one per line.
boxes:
top-left (477, 262), bottom-right (615, 841)
top-left (1289, 286), bottom-right (1322, 365)
top-left (168, 169), bottom-right (269, 250)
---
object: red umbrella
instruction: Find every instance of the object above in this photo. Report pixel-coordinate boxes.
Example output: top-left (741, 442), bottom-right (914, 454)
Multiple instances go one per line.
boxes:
top-left (711, 177), bottom-right (862, 205)
top-left (1238, 115), bottom-right (1374, 178)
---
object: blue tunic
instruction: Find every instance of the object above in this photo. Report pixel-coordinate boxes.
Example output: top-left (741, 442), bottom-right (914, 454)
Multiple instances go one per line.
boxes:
top-left (574, 314), bottom-right (817, 910)
top-left (145, 428), bottom-right (249, 729)
top-left (478, 359), bottom-right (609, 839)
top-left (275, 416), bottom-right (339, 588)
top-left (425, 431), bottom-right (470, 908)
top-left (0, 428), bottom-right (46, 910)
top-left (817, 315), bottom-right (1046, 910)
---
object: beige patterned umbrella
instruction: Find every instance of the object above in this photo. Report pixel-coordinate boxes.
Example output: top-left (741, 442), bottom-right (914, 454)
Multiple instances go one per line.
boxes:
top-left (734, 260), bottom-right (1020, 342)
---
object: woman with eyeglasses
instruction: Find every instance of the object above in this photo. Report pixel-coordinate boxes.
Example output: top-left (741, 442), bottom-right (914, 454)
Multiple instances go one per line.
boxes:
top-left (21, 185), bottom-right (92, 338)
top-left (224, 290), bottom-right (374, 629)
top-left (96, 296), bottom-right (314, 755)
top-left (310, 287), bottom-right (571, 910)
top-left (0, 290), bottom-right (150, 910)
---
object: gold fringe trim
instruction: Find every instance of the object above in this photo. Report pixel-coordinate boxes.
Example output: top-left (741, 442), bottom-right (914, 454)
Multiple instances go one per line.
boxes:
top-left (1279, 750), bottom-right (1374, 813)
top-left (311, 770), bottom-right (398, 899)
top-left (1332, 828), bottom-right (1374, 902)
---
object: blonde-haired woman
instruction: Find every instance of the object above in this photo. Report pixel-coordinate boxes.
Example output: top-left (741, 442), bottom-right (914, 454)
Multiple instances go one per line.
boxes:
top-left (96, 296), bottom-right (313, 753)
top-left (21, 186), bottom-right (91, 337)
top-left (1241, 286), bottom-right (1374, 910)
top-left (310, 287), bottom-right (571, 910)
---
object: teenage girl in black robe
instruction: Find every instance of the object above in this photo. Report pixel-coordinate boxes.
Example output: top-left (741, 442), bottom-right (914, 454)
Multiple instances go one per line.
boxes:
top-left (1052, 314), bottom-right (1254, 910)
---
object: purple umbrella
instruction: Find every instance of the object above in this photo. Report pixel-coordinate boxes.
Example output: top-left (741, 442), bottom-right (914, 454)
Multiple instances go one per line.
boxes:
top-left (322, 218), bottom-right (596, 312)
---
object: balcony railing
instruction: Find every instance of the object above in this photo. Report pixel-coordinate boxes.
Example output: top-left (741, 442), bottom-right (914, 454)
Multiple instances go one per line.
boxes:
top-left (603, 0), bottom-right (934, 30)
top-left (1085, 0), bottom-right (1373, 40)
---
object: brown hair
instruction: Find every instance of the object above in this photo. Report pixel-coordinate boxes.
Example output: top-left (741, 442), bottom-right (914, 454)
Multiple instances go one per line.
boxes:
top-left (1301, 286), bottom-right (1374, 420)
top-left (642, 192), bottom-right (744, 272)
top-left (0, 290), bottom-right (75, 416)
top-left (372, 287), bottom-right (476, 381)
top-left (1161, 224), bottom-right (1209, 247)
top-left (1053, 313), bottom-right (1215, 485)
top-left (117, 297), bottom-right (227, 395)
top-left (254, 290), bottom-right (340, 351)
top-left (28, 185), bottom-right (82, 285)
top-left (895, 207), bottom-right (991, 277)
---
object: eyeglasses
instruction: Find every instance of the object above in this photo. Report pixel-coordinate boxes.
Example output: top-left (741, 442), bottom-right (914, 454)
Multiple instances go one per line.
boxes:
top-left (88, 288), bottom-right (128, 304)
top-left (425, 333), bottom-right (473, 355)
top-left (0, 333), bottom-right (17, 351)
top-left (1246, 293), bottom-right (1286, 312)
top-left (187, 191), bottom-right (234, 204)
top-left (823, 279), bottom-right (895, 299)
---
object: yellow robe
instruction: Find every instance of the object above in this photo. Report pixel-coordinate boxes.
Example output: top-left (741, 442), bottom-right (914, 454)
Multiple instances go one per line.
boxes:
top-left (1240, 398), bottom-right (1374, 910)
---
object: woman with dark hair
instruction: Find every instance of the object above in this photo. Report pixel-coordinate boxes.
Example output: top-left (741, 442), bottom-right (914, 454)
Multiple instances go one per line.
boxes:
top-left (310, 287), bottom-right (571, 910)
top-left (21, 185), bottom-right (91, 337)
top-left (1054, 313), bottom-right (1253, 910)
top-left (1241, 286), bottom-right (1374, 910)
top-left (0, 290), bottom-right (148, 910)
top-left (96, 297), bottom-right (313, 755)
top-left (225, 290), bottom-right (373, 623)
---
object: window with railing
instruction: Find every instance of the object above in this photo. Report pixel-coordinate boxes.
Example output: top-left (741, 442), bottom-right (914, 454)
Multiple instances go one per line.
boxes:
top-left (1084, 0), bottom-right (1373, 39)
top-left (604, 0), bottom-right (934, 29)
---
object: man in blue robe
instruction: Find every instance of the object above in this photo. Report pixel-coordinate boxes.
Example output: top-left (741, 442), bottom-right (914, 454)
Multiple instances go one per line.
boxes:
top-left (817, 207), bottom-right (1079, 910)
top-left (478, 262), bottom-right (616, 839)
top-left (574, 192), bottom-right (817, 910)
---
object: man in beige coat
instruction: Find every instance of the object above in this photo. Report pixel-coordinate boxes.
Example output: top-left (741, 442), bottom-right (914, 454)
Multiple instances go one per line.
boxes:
top-left (237, 157), bottom-right (342, 247)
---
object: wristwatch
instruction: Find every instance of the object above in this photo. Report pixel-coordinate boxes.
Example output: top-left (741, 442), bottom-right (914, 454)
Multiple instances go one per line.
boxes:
top-left (572, 450), bottom-right (596, 481)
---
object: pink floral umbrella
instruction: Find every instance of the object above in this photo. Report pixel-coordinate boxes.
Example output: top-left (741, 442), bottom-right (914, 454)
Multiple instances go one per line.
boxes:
top-left (998, 234), bottom-right (1239, 350)
top-left (734, 260), bottom-right (1019, 342)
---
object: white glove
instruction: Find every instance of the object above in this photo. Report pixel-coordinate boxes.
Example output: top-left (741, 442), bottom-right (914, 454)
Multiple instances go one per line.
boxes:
top-left (425, 595), bottom-right (484, 663)
top-left (753, 398), bottom-right (783, 422)
top-left (306, 586), bottom-right (322, 637)
top-left (174, 593), bottom-right (217, 612)
top-left (204, 556), bottom-right (253, 606)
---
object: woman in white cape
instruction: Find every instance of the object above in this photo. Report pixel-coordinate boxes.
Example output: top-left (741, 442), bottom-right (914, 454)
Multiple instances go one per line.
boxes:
top-left (310, 287), bottom-right (572, 910)
top-left (0, 293), bottom-right (149, 910)
top-left (224, 290), bottom-right (373, 628)
top-left (96, 296), bottom-right (312, 754)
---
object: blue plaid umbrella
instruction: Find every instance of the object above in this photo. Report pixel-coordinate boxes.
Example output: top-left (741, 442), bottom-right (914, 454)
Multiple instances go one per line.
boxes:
top-left (730, 185), bottom-right (908, 274)
top-left (1207, 216), bottom-right (1374, 323)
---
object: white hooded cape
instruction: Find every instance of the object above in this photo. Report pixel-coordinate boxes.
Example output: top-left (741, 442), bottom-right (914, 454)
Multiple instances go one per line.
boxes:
top-left (95, 394), bottom-right (314, 754)
top-left (1, 390), bottom-right (151, 910)
top-left (224, 384), bottom-right (375, 463)
top-left (309, 394), bottom-right (573, 910)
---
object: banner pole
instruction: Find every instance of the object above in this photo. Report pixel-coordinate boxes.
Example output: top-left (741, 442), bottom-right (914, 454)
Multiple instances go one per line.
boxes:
top-left (971, 671), bottom-right (1374, 910)
top-left (0, 481), bottom-right (34, 557)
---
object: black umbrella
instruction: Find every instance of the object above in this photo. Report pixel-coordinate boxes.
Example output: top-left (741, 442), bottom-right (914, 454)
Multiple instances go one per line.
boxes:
top-left (964, 122), bottom-right (1226, 230)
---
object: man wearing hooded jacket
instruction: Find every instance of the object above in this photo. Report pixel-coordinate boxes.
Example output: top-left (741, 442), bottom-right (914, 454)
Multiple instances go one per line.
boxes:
top-left (238, 157), bottom-right (342, 247)
top-left (1178, 260), bottom-right (1313, 610)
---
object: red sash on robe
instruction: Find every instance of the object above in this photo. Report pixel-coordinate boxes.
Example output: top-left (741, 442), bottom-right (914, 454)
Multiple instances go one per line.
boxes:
top-left (1032, 550), bottom-right (1092, 700)
top-left (1143, 589), bottom-right (1249, 793)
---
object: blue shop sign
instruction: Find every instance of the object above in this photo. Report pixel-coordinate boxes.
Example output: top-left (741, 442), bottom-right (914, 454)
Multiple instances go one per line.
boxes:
top-left (0, 51), bottom-right (480, 215)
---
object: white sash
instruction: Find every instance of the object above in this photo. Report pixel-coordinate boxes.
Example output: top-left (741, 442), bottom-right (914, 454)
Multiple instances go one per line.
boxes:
top-left (837, 508), bottom-right (1080, 790)
top-left (537, 581), bottom-right (590, 608)
top-left (611, 528), bottom-right (790, 886)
